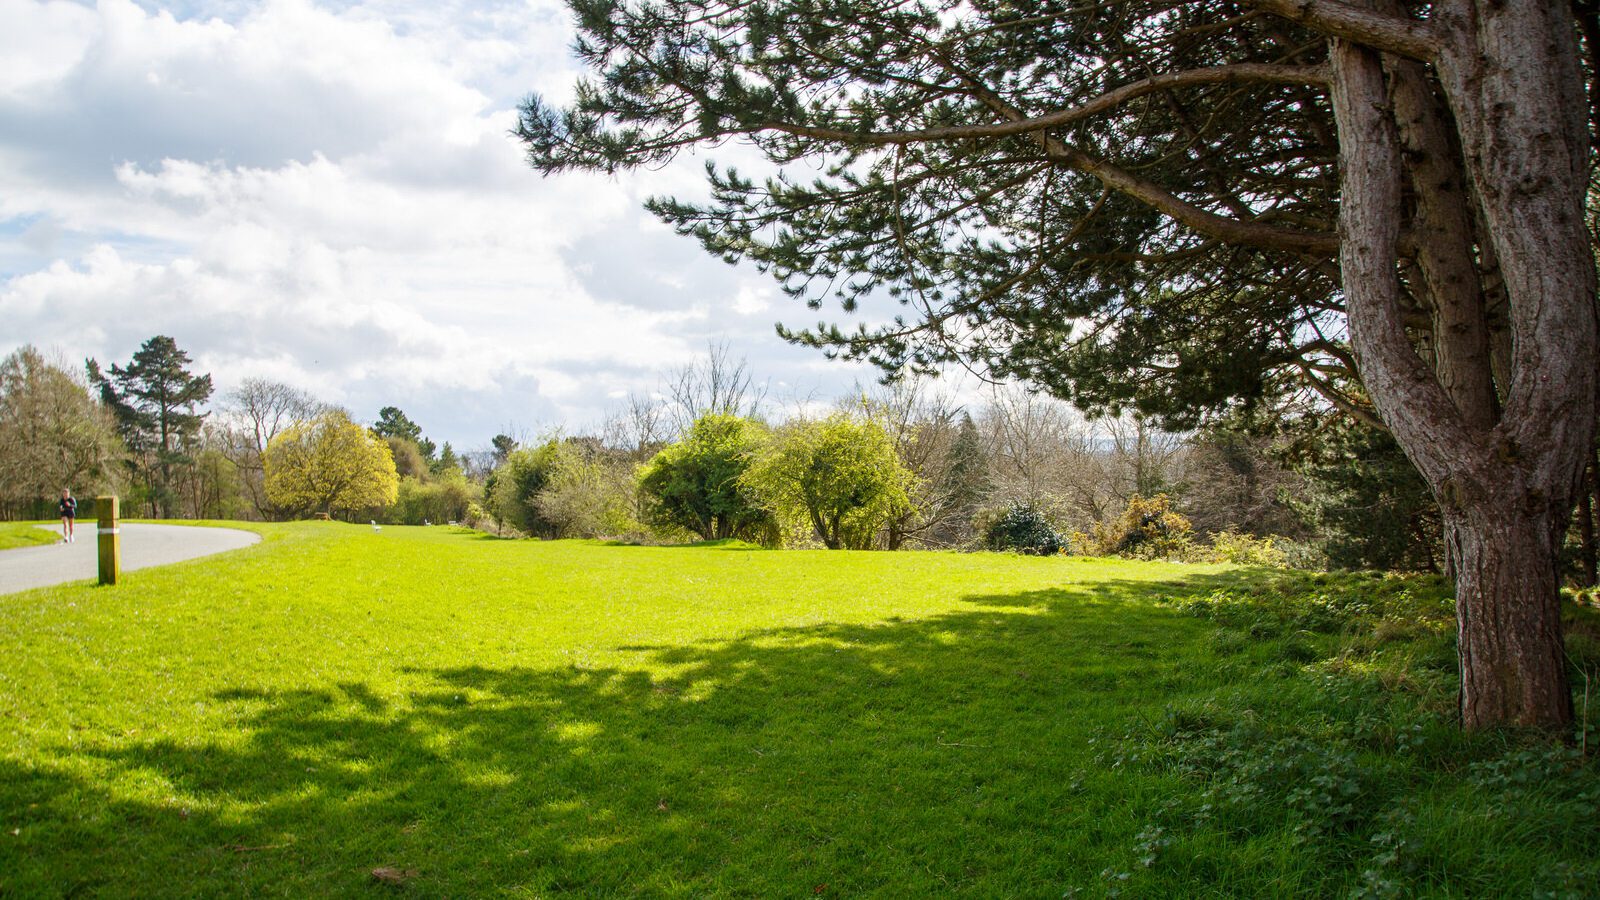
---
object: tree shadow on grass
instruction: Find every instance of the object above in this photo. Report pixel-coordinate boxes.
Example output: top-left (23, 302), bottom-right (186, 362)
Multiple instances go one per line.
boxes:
top-left (0, 570), bottom-right (1421, 896)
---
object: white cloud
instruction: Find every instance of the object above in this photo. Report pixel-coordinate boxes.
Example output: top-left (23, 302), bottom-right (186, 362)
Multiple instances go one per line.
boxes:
top-left (0, 0), bottom-right (879, 446)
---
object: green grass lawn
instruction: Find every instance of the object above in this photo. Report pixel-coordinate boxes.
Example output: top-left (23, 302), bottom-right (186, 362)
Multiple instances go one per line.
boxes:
top-left (1, 523), bottom-right (1596, 896)
top-left (0, 521), bottom-right (59, 550)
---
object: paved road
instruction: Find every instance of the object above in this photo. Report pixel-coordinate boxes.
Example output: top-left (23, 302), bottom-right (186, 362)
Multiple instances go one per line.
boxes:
top-left (0, 523), bottom-right (261, 595)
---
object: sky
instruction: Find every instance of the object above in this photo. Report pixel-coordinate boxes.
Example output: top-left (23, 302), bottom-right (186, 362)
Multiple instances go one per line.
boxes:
top-left (0, 0), bottom-right (899, 449)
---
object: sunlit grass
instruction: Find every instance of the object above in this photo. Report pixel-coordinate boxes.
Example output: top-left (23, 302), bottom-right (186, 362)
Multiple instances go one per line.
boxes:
top-left (0, 521), bottom-right (57, 550)
top-left (1, 522), bottom-right (1595, 896)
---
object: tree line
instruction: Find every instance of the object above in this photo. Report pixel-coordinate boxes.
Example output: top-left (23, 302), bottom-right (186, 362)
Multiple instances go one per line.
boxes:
top-left (14, 335), bottom-right (1588, 579)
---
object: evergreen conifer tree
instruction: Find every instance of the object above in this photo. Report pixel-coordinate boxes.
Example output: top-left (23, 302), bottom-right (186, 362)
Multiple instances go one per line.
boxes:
top-left (90, 336), bottom-right (213, 517)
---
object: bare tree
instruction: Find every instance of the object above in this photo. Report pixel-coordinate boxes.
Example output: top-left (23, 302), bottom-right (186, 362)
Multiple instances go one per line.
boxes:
top-left (1099, 415), bottom-right (1189, 506)
top-left (854, 378), bottom-right (981, 549)
top-left (980, 386), bottom-right (1106, 530)
top-left (1180, 430), bottom-right (1306, 540)
top-left (0, 346), bottom-right (124, 519)
top-left (665, 341), bottom-right (768, 435)
top-left (603, 392), bottom-right (668, 457)
top-left (218, 378), bottom-right (320, 520)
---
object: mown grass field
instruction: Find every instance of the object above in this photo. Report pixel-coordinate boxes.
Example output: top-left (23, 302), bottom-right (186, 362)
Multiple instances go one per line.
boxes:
top-left (1, 522), bottom-right (1597, 897)
top-left (0, 521), bottom-right (59, 550)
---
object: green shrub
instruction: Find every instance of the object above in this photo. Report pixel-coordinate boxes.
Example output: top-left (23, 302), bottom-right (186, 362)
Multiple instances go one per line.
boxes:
top-left (1080, 494), bottom-right (1193, 559)
top-left (983, 500), bottom-right (1065, 555)
top-left (1204, 530), bottom-right (1288, 566)
top-left (638, 414), bottom-right (774, 543)
top-left (484, 440), bottom-right (569, 538)
top-left (386, 474), bottom-right (478, 526)
top-left (743, 414), bottom-right (913, 550)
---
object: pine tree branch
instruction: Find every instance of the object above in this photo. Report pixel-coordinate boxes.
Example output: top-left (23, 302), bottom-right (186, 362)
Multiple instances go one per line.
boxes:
top-left (1244, 0), bottom-right (1441, 60)
top-left (764, 63), bottom-right (1328, 146)
top-left (940, 63), bottom-right (1340, 256)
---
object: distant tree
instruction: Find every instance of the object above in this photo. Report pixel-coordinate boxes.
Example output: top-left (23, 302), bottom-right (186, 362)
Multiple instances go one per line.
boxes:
top-left (388, 472), bottom-right (477, 526)
top-left (637, 413), bottom-right (773, 542)
top-left (384, 437), bottom-right (429, 480)
top-left (0, 346), bottom-right (124, 518)
top-left (485, 440), bottom-right (568, 539)
top-left (264, 410), bottom-right (398, 518)
top-left (611, 392), bottom-right (667, 456)
top-left (218, 377), bottom-right (320, 519)
top-left (490, 434), bottom-right (519, 464)
top-left (938, 413), bottom-right (989, 543)
top-left (185, 441), bottom-right (248, 520)
top-left (1103, 415), bottom-right (1187, 505)
top-left (432, 442), bottom-right (461, 477)
top-left (373, 407), bottom-right (422, 444)
top-left (373, 407), bottom-right (436, 460)
top-left (537, 443), bottom-right (636, 539)
top-left (746, 415), bottom-right (914, 550)
top-left (89, 336), bottom-right (213, 517)
top-left (665, 341), bottom-right (767, 436)
top-left (857, 380), bottom-right (982, 549)
top-left (980, 387), bottom-right (1104, 530)
top-left (1180, 424), bottom-right (1305, 540)
top-left (1295, 420), bottom-right (1442, 572)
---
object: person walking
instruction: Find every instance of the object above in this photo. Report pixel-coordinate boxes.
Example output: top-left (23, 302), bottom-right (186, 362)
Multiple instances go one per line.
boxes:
top-left (58, 488), bottom-right (77, 544)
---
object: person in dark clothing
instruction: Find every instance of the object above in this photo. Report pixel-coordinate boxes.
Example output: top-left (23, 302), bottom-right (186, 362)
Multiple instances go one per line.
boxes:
top-left (58, 488), bottom-right (77, 544)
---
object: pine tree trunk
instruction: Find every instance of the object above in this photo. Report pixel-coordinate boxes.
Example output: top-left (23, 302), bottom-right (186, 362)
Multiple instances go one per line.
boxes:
top-left (1449, 508), bottom-right (1573, 729)
top-left (1330, 1), bottom-right (1596, 730)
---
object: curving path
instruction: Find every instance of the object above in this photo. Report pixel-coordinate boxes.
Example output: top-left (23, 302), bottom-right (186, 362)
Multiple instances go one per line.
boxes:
top-left (0, 523), bottom-right (261, 595)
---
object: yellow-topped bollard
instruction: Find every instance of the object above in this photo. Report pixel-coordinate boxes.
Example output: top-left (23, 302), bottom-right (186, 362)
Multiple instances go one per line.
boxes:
top-left (97, 495), bottom-right (120, 586)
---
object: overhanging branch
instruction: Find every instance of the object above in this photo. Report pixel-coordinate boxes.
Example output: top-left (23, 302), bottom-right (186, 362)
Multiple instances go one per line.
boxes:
top-left (1245, 0), bottom-right (1440, 61)
top-left (764, 63), bottom-right (1329, 146)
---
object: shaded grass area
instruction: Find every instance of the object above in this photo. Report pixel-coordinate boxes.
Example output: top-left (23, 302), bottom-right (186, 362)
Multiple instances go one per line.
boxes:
top-left (0, 523), bottom-right (1596, 896)
top-left (0, 522), bottom-right (58, 550)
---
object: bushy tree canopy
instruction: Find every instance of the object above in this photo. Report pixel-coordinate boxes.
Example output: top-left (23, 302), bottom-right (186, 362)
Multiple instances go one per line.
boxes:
top-left (374, 407), bottom-right (436, 461)
top-left (746, 415), bottom-right (914, 549)
top-left (538, 444), bottom-right (638, 539)
top-left (264, 410), bottom-right (399, 517)
top-left (637, 413), bottom-right (773, 542)
top-left (373, 407), bottom-right (423, 445)
top-left (0, 346), bottom-right (124, 517)
top-left (486, 440), bottom-right (570, 539)
top-left (385, 436), bottom-right (430, 480)
top-left (389, 473), bottom-right (478, 527)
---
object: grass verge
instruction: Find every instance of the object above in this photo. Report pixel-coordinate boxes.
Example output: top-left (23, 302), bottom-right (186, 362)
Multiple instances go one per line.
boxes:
top-left (0, 522), bottom-right (59, 551)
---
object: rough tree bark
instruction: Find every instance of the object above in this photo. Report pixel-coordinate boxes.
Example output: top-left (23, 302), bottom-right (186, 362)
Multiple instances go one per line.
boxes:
top-left (1329, 1), bottom-right (1596, 729)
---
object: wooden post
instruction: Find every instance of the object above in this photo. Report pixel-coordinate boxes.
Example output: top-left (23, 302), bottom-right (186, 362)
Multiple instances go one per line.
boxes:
top-left (97, 495), bottom-right (120, 586)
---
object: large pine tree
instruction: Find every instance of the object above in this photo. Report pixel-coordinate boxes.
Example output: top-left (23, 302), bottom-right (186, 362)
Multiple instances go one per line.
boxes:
top-left (519, 0), bottom-right (1597, 729)
top-left (90, 336), bottom-right (214, 518)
